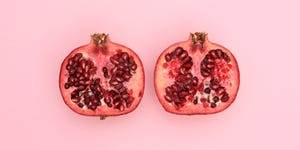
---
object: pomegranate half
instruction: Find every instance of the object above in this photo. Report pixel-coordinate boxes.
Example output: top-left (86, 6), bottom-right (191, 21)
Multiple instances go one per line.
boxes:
top-left (59, 33), bottom-right (145, 118)
top-left (154, 32), bottom-right (240, 115)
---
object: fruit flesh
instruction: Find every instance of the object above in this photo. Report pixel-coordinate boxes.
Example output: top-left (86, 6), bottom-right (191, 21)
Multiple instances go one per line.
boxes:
top-left (59, 34), bottom-right (145, 117)
top-left (154, 33), bottom-right (239, 115)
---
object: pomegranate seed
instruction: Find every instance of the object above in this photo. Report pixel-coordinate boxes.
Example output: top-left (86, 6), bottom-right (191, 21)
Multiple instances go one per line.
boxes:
top-left (193, 97), bottom-right (198, 104)
top-left (191, 77), bottom-right (198, 86)
top-left (116, 77), bottom-right (125, 83)
top-left (164, 95), bottom-right (172, 102)
top-left (210, 103), bottom-right (217, 108)
top-left (77, 85), bottom-right (86, 91)
top-left (64, 83), bottom-right (70, 89)
top-left (179, 51), bottom-right (188, 60)
top-left (201, 68), bottom-right (211, 77)
top-left (215, 49), bottom-right (224, 59)
top-left (109, 79), bottom-right (119, 86)
top-left (182, 62), bottom-right (193, 69)
top-left (165, 53), bottom-right (171, 62)
top-left (179, 91), bottom-right (189, 98)
top-left (213, 96), bottom-right (219, 102)
top-left (78, 103), bottom-right (84, 108)
top-left (223, 53), bottom-right (230, 62)
top-left (175, 47), bottom-right (184, 56)
top-left (110, 57), bottom-right (119, 65)
top-left (221, 93), bottom-right (229, 102)
top-left (182, 56), bottom-right (192, 64)
top-left (90, 105), bottom-right (97, 110)
top-left (71, 90), bottom-right (79, 99)
top-left (68, 58), bottom-right (74, 65)
top-left (204, 87), bottom-right (211, 94)
top-left (94, 78), bottom-right (100, 84)
top-left (121, 93), bottom-right (130, 99)
top-left (131, 63), bottom-right (137, 70)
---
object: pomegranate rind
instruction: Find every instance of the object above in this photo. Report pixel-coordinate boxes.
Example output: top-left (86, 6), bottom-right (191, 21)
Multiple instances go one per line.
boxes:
top-left (154, 34), bottom-right (240, 115)
top-left (59, 36), bottom-right (145, 117)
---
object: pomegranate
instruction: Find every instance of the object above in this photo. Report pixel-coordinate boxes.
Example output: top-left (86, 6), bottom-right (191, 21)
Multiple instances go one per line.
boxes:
top-left (154, 32), bottom-right (239, 115)
top-left (59, 33), bottom-right (145, 118)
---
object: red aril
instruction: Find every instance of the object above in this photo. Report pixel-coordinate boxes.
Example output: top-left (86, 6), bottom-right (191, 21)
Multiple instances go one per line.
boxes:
top-left (59, 33), bottom-right (145, 118)
top-left (154, 32), bottom-right (240, 115)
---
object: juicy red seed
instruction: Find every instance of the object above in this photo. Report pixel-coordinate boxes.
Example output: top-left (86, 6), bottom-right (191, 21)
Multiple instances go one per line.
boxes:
top-left (75, 53), bottom-right (83, 59)
top-left (114, 83), bottom-right (123, 90)
top-left (94, 78), bottom-right (100, 84)
top-left (210, 77), bottom-right (219, 85)
top-left (204, 88), bottom-right (211, 94)
top-left (68, 58), bottom-right (74, 65)
top-left (170, 85), bottom-right (178, 92)
top-left (92, 99), bottom-right (100, 105)
top-left (126, 101), bottom-right (132, 108)
top-left (78, 103), bottom-right (84, 108)
top-left (185, 84), bottom-right (192, 90)
top-left (90, 105), bottom-right (97, 110)
top-left (215, 49), bottom-right (223, 58)
top-left (119, 87), bottom-right (126, 93)
top-left (175, 47), bottom-right (184, 56)
top-left (179, 98), bottom-right (186, 102)
top-left (123, 73), bottom-right (131, 80)
top-left (131, 63), bottom-right (137, 70)
top-left (110, 57), bottom-right (119, 65)
top-left (223, 53), bottom-right (230, 62)
top-left (180, 67), bottom-right (188, 75)
top-left (104, 98), bottom-right (111, 104)
top-left (221, 93), bottom-right (230, 102)
top-left (191, 77), bottom-right (198, 86)
top-left (164, 95), bottom-right (172, 102)
top-left (201, 68), bottom-right (211, 77)
top-left (102, 67), bottom-right (109, 78)
top-left (121, 52), bottom-right (129, 62)
top-left (116, 104), bottom-right (125, 111)
top-left (189, 88), bottom-right (196, 95)
top-left (77, 85), bottom-right (86, 91)
top-left (193, 97), bottom-right (198, 104)
top-left (121, 93), bottom-right (130, 99)
top-left (107, 103), bottom-right (112, 107)
top-left (205, 53), bottom-right (214, 59)
top-left (179, 91), bottom-right (189, 98)
top-left (89, 67), bottom-right (97, 75)
top-left (182, 62), bottom-right (193, 69)
top-left (210, 103), bottom-right (217, 108)
top-left (69, 69), bottom-right (76, 74)
top-left (206, 62), bottom-right (215, 69)
top-left (109, 79), bottom-right (119, 86)
top-left (64, 83), bottom-right (70, 89)
top-left (216, 86), bottom-right (225, 94)
top-left (89, 95), bottom-right (95, 100)
top-left (84, 98), bottom-right (90, 105)
top-left (165, 53), bottom-right (171, 62)
top-left (116, 77), bottom-right (125, 82)
top-left (182, 56), bottom-right (192, 64)
top-left (200, 98), bottom-right (207, 103)
top-left (179, 51), bottom-right (188, 60)
top-left (66, 64), bottom-right (71, 70)
top-left (213, 96), bottom-right (219, 102)
top-left (165, 87), bottom-right (172, 95)
top-left (71, 90), bottom-right (79, 99)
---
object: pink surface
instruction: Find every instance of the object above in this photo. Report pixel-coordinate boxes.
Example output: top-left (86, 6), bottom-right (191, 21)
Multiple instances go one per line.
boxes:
top-left (1, 0), bottom-right (299, 149)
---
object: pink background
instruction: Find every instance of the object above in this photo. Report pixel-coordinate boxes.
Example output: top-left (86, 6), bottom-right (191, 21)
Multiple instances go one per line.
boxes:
top-left (1, 0), bottom-right (299, 149)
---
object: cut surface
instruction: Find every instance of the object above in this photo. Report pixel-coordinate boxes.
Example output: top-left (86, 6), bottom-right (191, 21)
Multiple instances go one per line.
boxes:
top-left (59, 34), bottom-right (145, 117)
top-left (154, 33), bottom-right (239, 115)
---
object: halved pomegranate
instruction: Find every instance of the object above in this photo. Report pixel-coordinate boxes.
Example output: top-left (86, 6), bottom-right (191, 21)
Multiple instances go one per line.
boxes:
top-left (154, 32), bottom-right (240, 115)
top-left (59, 33), bottom-right (145, 118)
